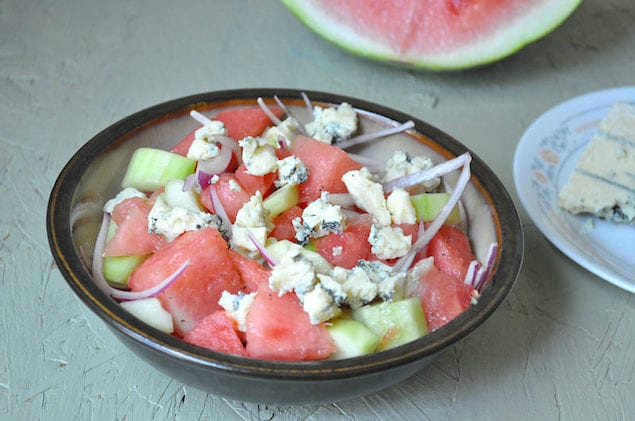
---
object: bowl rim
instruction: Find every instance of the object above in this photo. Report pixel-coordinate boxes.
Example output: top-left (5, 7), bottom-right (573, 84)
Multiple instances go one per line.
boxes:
top-left (47, 88), bottom-right (524, 380)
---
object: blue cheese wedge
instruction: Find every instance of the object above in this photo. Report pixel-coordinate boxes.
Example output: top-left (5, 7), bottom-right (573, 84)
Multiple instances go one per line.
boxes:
top-left (558, 102), bottom-right (635, 223)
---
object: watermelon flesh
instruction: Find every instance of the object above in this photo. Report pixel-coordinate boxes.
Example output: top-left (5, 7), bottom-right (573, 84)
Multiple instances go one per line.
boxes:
top-left (183, 310), bottom-right (248, 357)
top-left (128, 227), bottom-right (246, 336)
top-left (281, 0), bottom-right (581, 70)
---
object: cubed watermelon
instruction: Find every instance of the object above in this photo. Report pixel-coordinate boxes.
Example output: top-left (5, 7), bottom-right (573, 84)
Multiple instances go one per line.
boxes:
top-left (234, 162), bottom-right (277, 197)
top-left (313, 221), bottom-right (372, 269)
top-left (412, 260), bottom-right (475, 331)
top-left (427, 224), bottom-right (476, 282)
top-left (269, 205), bottom-right (303, 242)
top-left (200, 174), bottom-right (251, 223)
top-left (289, 135), bottom-right (362, 203)
top-left (128, 227), bottom-right (246, 336)
top-left (183, 310), bottom-right (247, 357)
top-left (103, 197), bottom-right (166, 257)
top-left (245, 285), bottom-right (336, 361)
top-left (229, 250), bottom-right (271, 292)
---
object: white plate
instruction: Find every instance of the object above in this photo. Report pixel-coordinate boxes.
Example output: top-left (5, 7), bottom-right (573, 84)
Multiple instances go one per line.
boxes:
top-left (513, 86), bottom-right (635, 294)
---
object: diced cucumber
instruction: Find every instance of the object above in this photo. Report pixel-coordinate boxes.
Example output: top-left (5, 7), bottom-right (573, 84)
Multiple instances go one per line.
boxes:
top-left (103, 254), bottom-right (149, 286)
top-left (121, 147), bottom-right (196, 192)
top-left (352, 297), bottom-right (428, 351)
top-left (164, 179), bottom-right (204, 212)
top-left (410, 192), bottom-right (461, 224)
top-left (120, 298), bottom-right (174, 333)
top-left (327, 318), bottom-right (380, 359)
top-left (265, 239), bottom-right (332, 274)
top-left (303, 241), bottom-right (317, 252)
top-left (263, 184), bottom-right (299, 218)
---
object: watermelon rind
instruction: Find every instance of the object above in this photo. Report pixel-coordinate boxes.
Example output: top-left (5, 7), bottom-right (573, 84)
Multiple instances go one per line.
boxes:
top-left (281, 0), bottom-right (582, 71)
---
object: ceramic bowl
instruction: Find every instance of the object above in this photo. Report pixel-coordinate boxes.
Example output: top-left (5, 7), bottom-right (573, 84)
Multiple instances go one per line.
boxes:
top-left (47, 88), bottom-right (523, 405)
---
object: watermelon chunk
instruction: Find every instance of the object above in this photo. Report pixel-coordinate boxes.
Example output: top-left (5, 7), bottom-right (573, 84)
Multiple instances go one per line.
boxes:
top-left (269, 205), bottom-right (303, 242)
top-left (200, 174), bottom-right (251, 223)
top-left (313, 220), bottom-right (372, 269)
top-left (290, 135), bottom-right (362, 203)
top-left (183, 310), bottom-right (247, 357)
top-left (170, 106), bottom-right (284, 155)
top-left (245, 286), bottom-right (336, 361)
top-left (103, 197), bottom-right (166, 257)
top-left (128, 227), bottom-right (246, 336)
top-left (412, 260), bottom-right (475, 331)
top-left (234, 162), bottom-right (277, 197)
top-left (427, 224), bottom-right (476, 282)
top-left (229, 250), bottom-right (271, 292)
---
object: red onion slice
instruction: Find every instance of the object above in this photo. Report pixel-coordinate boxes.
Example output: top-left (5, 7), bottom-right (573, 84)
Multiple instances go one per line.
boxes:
top-left (190, 110), bottom-right (213, 126)
top-left (301, 92), bottom-right (313, 114)
top-left (383, 152), bottom-right (471, 192)
top-left (395, 153), bottom-right (472, 273)
top-left (209, 186), bottom-right (232, 235)
top-left (474, 242), bottom-right (498, 291)
top-left (257, 97), bottom-right (283, 126)
top-left (91, 212), bottom-right (189, 301)
top-left (247, 231), bottom-right (277, 267)
top-left (197, 145), bottom-right (232, 175)
top-left (463, 260), bottom-right (480, 286)
top-left (327, 193), bottom-right (356, 208)
top-left (274, 95), bottom-right (307, 135)
top-left (346, 153), bottom-right (384, 173)
top-left (338, 120), bottom-right (415, 150)
top-left (183, 173), bottom-right (198, 192)
top-left (393, 220), bottom-right (425, 272)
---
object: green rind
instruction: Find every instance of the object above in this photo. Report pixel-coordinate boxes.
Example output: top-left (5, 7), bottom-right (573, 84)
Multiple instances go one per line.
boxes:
top-left (281, 0), bottom-right (582, 71)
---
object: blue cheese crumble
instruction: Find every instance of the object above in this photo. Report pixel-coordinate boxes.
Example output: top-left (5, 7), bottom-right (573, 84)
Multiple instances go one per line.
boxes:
top-left (275, 155), bottom-right (309, 187)
top-left (186, 121), bottom-right (227, 161)
top-left (147, 194), bottom-right (226, 242)
top-left (368, 223), bottom-right (412, 260)
top-left (269, 248), bottom-right (317, 297)
top-left (387, 187), bottom-right (416, 224)
top-left (231, 191), bottom-right (273, 257)
top-left (218, 291), bottom-right (256, 332)
top-left (383, 150), bottom-right (440, 192)
top-left (239, 136), bottom-right (278, 176)
top-left (342, 167), bottom-right (392, 225)
top-left (306, 102), bottom-right (358, 144)
top-left (263, 116), bottom-right (300, 146)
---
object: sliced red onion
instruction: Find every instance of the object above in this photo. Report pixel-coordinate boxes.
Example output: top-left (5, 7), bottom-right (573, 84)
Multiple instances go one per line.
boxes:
top-left (91, 212), bottom-right (190, 301)
top-left (346, 153), bottom-right (384, 173)
top-left (327, 193), bottom-right (356, 208)
top-left (182, 173), bottom-right (198, 192)
top-left (463, 260), bottom-right (480, 286)
top-left (383, 152), bottom-right (471, 192)
top-left (113, 261), bottom-right (189, 302)
top-left (474, 242), bottom-right (498, 291)
top-left (209, 186), bottom-right (232, 234)
top-left (395, 154), bottom-right (472, 272)
top-left (338, 120), bottom-right (415, 150)
top-left (247, 231), bottom-right (277, 267)
top-left (301, 92), bottom-right (313, 114)
top-left (443, 177), bottom-right (468, 231)
top-left (216, 135), bottom-right (241, 165)
top-left (341, 208), bottom-right (363, 220)
top-left (196, 170), bottom-right (213, 188)
top-left (273, 95), bottom-right (308, 135)
top-left (197, 145), bottom-right (232, 175)
top-left (190, 110), bottom-right (213, 126)
top-left (278, 135), bottom-right (289, 149)
top-left (257, 97), bottom-right (283, 125)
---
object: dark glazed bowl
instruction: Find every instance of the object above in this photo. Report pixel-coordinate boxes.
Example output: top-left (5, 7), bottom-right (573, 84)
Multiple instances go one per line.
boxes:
top-left (47, 89), bottom-right (523, 405)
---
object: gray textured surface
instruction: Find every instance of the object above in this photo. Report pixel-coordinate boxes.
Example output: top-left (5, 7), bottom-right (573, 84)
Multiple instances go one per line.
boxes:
top-left (2, 0), bottom-right (634, 419)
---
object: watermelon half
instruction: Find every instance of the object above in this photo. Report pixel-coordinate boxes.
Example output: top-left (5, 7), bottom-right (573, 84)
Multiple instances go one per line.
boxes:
top-left (281, 0), bottom-right (581, 70)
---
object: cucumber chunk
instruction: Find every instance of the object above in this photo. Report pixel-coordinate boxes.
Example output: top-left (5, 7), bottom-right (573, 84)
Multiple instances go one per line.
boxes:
top-left (327, 318), bottom-right (380, 359)
top-left (410, 192), bottom-right (461, 224)
top-left (164, 179), bottom-right (204, 212)
top-left (120, 298), bottom-right (174, 333)
top-left (352, 297), bottom-right (428, 351)
top-left (103, 254), bottom-right (149, 286)
top-left (121, 147), bottom-right (196, 192)
top-left (263, 184), bottom-right (299, 218)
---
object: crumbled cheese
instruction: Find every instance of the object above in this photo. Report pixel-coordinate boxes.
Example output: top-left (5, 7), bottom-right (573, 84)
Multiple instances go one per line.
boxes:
top-left (218, 291), bottom-right (256, 332)
top-left (276, 155), bottom-right (309, 187)
top-left (331, 246), bottom-right (343, 256)
top-left (356, 260), bottom-right (408, 301)
top-left (302, 283), bottom-right (342, 324)
top-left (292, 216), bottom-right (313, 245)
top-left (239, 136), bottom-right (278, 176)
top-left (103, 187), bottom-right (146, 213)
top-left (383, 150), bottom-right (440, 192)
top-left (316, 273), bottom-right (347, 305)
top-left (342, 167), bottom-right (391, 225)
top-left (300, 192), bottom-right (345, 238)
top-left (340, 266), bottom-right (378, 309)
top-left (186, 121), bottom-right (227, 161)
top-left (386, 187), bottom-right (416, 224)
top-left (269, 249), bottom-right (316, 296)
top-left (148, 194), bottom-right (226, 242)
top-left (368, 223), bottom-right (412, 260)
top-left (231, 192), bottom-right (273, 256)
top-left (306, 102), bottom-right (358, 144)
top-left (263, 117), bottom-right (300, 146)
